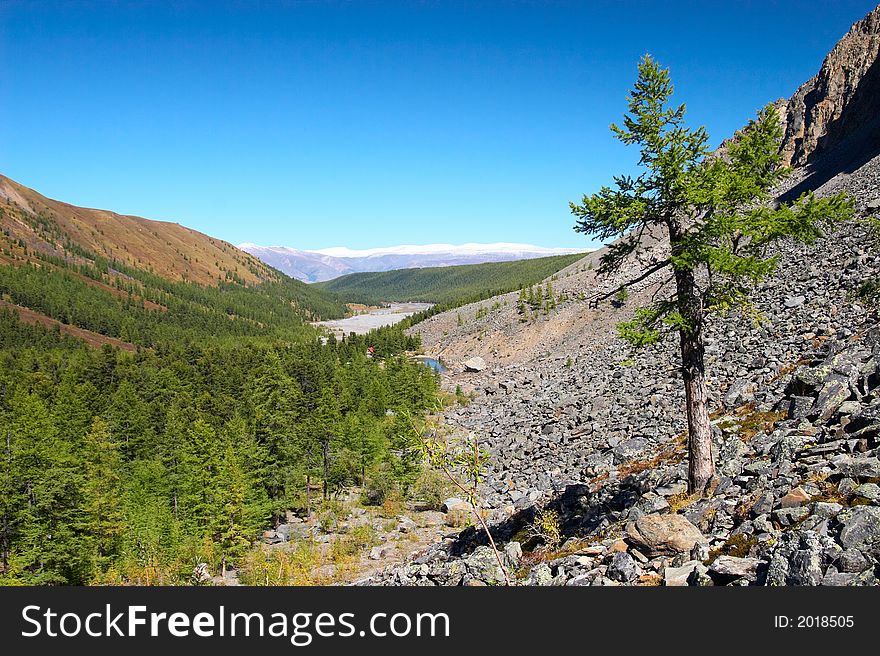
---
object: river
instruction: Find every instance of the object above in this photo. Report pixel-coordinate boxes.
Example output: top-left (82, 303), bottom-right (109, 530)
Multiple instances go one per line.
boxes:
top-left (315, 302), bottom-right (433, 337)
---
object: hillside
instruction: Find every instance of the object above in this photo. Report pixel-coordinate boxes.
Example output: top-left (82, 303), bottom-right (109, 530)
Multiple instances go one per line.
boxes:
top-left (0, 179), bottom-right (434, 587)
top-left (0, 174), bottom-right (346, 349)
top-left (0, 175), bottom-right (275, 287)
top-left (314, 252), bottom-right (586, 305)
top-left (364, 4), bottom-right (880, 587)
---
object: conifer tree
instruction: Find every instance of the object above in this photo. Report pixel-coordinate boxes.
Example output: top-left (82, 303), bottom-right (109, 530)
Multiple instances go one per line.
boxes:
top-left (571, 56), bottom-right (854, 493)
top-left (81, 416), bottom-right (125, 576)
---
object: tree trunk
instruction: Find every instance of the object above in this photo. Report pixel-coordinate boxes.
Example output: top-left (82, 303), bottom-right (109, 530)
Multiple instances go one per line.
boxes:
top-left (679, 326), bottom-right (714, 494)
top-left (306, 473), bottom-right (312, 519)
top-left (669, 223), bottom-right (715, 495)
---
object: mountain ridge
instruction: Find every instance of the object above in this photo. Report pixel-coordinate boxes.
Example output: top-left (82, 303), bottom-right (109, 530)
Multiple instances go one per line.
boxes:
top-left (240, 241), bottom-right (590, 283)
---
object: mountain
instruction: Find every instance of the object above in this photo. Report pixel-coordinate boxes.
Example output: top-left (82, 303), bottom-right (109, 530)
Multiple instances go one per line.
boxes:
top-left (0, 174), bottom-right (346, 349)
top-left (779, 4), bottom-right (880, 169)
top-left (314, 252), bottom-right (586, 306)
top-left (364, 4), bottom-right (880, 586)
top-left (239, 241), bottom-right (589, 283)
top-left (0, 175), bottom-right (280, 287)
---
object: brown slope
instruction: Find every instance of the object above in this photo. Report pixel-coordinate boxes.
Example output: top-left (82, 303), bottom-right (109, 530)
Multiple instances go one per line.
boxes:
top-left (0, 174), bottom-right (277, 286)
top-left (0, 299), bottom-right (138, 352)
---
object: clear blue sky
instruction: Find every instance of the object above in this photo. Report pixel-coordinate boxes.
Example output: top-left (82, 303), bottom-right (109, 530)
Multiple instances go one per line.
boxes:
top-left (1, 1), bottom-right (875, 250)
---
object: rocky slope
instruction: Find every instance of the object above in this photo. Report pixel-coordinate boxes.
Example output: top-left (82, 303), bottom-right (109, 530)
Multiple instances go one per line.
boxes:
top-left (360, 6), bottom-right (880, 586)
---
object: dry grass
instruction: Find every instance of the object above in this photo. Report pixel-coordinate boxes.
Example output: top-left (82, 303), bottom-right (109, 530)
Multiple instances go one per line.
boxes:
top-left (1, 175), bottom-right (277, 286)
top-left (638, 573), bottom-right (663, 586)
top-left (616, 431), bottom-right (688, 479)
top-left (717, 403), bottom-right (787, 442)
top-left (667, 491), bottom-right (700, 513)
top-left (769, 357), bottom-right (812, 383)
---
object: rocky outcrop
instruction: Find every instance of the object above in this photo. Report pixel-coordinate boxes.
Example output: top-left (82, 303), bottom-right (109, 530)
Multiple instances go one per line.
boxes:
top-left (780, 4), bottom-right (880, 168)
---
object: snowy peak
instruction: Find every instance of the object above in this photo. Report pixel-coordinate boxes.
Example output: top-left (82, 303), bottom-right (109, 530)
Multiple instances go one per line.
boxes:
top-left (240, 242), bottom-right (590, 283)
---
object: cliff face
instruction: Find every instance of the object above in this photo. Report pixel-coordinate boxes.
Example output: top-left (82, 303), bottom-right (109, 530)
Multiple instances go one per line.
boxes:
top-left (781, 4), bottom-right (880, 168)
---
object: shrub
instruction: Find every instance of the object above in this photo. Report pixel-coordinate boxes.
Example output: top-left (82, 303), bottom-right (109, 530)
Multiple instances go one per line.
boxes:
top-left (528, 509), bottom-right (562, 550)
top-left (361, 467), bottom-right (397, 506)
top-left (412, 469), bottom-right (452, 510)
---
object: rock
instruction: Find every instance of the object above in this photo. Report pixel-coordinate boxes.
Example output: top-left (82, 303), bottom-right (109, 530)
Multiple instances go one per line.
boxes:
top-left (780, 4), bottom-right (880, 167)
top-left (607, 551), bottom-right (638, 583)
top-left (503, 541), bottom-right (522, 567)
top-left (441, 497), bottom-right (467, 513)
top-left (397, 516), bottom-right (417, 533)
top-left (464, 546), bottom-right (507, 585)
top-left (784, 295), bottom-right (806, 309)
top-left (822, 571), bottom-right (858, 586)
top-left (687, 562), bottom-right (714, 586)
top-left (709, 555), bottom-right (763, 581)
top-left (369, 544), bottom-right (394, 560)
top-left (612, 437), bottom-right (651, 463)
top-left (626, 514), bottom-right (707, 555)
top-left (788, 396), bottom-right (815, 420)
top-left (837, 506), bottom-right (880, 554)
top-left (775, 506), bottom-right (810, 526)
top-left (724, 379), bottom-right (758, 408)
top-left (810, 378), bottom-right (851, 422)
top-left (812, 502), bottom-right (843, 520)
top-left (854, 482), bottom-right (880, 501)
top-left (565, 573), bottom-right (594, 586)
top-left (788, 545), bottom-right (824, 586)
top-left (463, 357), bottom-right (486, 372)
top-left (838, 548), bottom-right (869, 573)
top-left (526, 563), bottom-right (554, 586)
top-left (664, 561), bottom-right (701, 586)
top-left (779, 486), bottom-right (812, 508)
top-left (749, 493), bottom-right (775, 518)
top-left (833, 455), bottom-right (880, 480)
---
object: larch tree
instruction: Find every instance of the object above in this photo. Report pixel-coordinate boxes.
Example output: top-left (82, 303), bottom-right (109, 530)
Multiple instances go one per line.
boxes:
top-left (81, 416), bottom-right (125, 576)
top-left (570, 55), bottom-right (854, 493)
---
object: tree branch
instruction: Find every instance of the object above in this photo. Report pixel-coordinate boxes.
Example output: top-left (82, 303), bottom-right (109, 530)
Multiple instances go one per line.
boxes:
top-left (587, 259), bottom-right (672, 308)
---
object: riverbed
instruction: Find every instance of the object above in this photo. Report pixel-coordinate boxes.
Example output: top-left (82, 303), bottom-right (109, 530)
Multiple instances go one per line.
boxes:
top-left (316, 302), bottom-right (433, 337)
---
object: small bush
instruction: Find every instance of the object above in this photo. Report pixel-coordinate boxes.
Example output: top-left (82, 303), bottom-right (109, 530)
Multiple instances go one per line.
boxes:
top-left (412, 469), bottom-right (452, 510)
top-left (380, 491), bottom-right (403, 518)
top-left (361, 467), bottom-right (397, 506)
top-left (528, 509), bottom-right (562, 550)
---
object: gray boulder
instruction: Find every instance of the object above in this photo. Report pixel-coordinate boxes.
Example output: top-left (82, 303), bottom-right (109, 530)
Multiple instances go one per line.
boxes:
top-left (606, 551), bottom-right (638, 583)
top-left (626, 514), bottom-right (707, 555)
top-left (709, 555), bottom-right (763, 582)
top-left (837, 506), bottom-right (880, 554)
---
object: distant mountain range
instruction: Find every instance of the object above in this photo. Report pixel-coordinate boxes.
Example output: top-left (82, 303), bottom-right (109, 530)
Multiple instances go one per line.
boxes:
top-left (239, 242), bottom-right (591, 283)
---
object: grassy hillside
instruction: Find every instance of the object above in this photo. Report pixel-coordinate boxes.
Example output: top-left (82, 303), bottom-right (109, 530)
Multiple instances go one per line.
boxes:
top-left (315, 252), bottom-right (587, 305)
top-left (0, 175), bottom-right (275, 286)
top-left (0, 174), bottom-right (346, 349)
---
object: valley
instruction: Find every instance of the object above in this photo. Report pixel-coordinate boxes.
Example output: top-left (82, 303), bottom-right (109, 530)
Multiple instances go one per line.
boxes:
top-left (1, 2), bottom-right (880, 591)
top-left (316, 302), bottom-right (433, 337)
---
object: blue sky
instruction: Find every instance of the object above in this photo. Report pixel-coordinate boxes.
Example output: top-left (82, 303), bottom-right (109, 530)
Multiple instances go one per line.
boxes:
top-left (1, 1), bottom-right (875, 250)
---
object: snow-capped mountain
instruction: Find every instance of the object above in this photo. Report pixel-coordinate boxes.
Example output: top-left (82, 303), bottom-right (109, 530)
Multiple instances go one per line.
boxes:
top-left (239, 242), bottom-right (590, 283)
